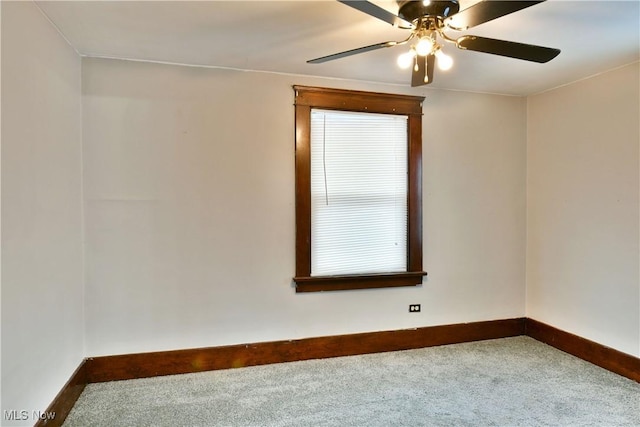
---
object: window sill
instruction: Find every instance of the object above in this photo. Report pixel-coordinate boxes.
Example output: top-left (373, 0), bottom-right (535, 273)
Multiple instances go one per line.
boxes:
top-left (294, 271), bottom-right (427, 293)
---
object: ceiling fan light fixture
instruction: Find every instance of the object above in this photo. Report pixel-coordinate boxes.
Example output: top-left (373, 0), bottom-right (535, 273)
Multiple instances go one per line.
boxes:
top-left (434, 48), bottom-right (453, 71)
top-left (415, 36), bottom-right (434, 56)
top-left (397, 49), bottom-right (416, 69)
top-left (311, 0), bottom-right (560, 87)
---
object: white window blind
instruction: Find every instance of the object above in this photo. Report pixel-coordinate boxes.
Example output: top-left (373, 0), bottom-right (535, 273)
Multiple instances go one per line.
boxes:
top-left (310, 109), bottom-right (408, 276)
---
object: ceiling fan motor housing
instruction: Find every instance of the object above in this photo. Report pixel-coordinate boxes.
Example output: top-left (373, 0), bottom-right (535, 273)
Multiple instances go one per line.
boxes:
top-left (397, 0), bottom-right (460, 22)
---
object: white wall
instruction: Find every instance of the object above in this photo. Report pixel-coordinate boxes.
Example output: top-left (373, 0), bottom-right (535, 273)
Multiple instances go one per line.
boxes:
top-left (527, 62), bottom-right (640, 357)
top-left (82, 58), bottom-right (527, 356)
top-left (1, 1), bottom-right (83, 425)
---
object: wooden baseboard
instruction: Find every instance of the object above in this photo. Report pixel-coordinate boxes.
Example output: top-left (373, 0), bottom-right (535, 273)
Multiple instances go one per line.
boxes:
top-left (34, 360), bottom-right (87, 427)
top-left (85, 318), bottom-right (526, 382)
top-left (38, 316), bottom-right (640, 425)
top-left (525, 318), bottom-right (640, 383)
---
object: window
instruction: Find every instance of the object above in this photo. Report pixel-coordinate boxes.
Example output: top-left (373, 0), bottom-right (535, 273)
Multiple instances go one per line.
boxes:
top-left (310, 109), bottom-right (407, 276)
top-left (293, 86), bottom-right (426, 292)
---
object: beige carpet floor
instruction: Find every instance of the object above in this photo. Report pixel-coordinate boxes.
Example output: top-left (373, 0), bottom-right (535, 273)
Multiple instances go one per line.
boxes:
top-left (64, 336), bottom-right (640, 426)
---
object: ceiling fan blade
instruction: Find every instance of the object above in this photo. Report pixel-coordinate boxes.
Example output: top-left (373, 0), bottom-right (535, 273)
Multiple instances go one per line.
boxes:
top-left (445, 1), bottom-right (545, 31)
top-left (338, 1), bottom-right (414, 29)
top-left (457, 35), bottom-right (560, 63)
top-left (411, 54), bottom-right (435, 87)
top-left (308, 41), bottom-right (397, 64)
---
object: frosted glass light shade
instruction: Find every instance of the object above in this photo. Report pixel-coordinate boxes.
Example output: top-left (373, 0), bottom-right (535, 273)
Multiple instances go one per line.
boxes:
top-left (415, 37), bottom-right (434, 56)
top-left (435, 49), bottom-right (453, 70)
top-left (397, 50), bottom-right (415, 69)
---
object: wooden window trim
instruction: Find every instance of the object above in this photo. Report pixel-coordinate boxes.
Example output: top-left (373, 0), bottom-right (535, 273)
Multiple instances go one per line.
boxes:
top-left (293, 86), bottom-right (427, 292)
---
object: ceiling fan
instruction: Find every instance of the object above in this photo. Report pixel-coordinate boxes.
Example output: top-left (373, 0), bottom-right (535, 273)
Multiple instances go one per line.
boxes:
top-left (308, 0), bottom-right (561, 87)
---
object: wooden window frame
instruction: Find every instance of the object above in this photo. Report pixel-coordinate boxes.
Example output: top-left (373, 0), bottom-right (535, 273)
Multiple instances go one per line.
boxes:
top-left (293, 86), bottom-right (427, 293)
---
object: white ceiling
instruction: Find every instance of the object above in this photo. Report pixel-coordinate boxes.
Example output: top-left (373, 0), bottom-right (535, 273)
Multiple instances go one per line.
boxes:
top-left (37, 0), bottom-right (640, 95)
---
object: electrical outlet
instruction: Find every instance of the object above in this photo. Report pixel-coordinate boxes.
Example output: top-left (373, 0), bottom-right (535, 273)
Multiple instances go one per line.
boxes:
top-left (409, 304), bottom-right (421, 313)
